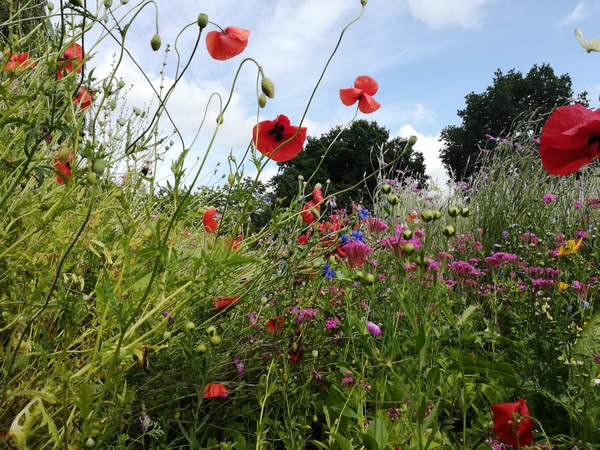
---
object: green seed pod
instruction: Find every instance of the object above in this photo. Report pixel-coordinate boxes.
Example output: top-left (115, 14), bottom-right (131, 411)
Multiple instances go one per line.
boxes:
top-left (47, 2), bottom-right (55, 10)
top-left (421, 210), bottom-right (434, 222)
top-left (92, 159), bottom-right (106, 175)
top-left (197, 13), bottom-right (209, 29)
top-left (408, 135), bottom-right (418, 146)
top-left (258, 93), bottom-right (267, 108)
top-left (228, 173), bottom-right (235, 186)
top-left (195, 343), bottom-right (207, 353)
top-left (381, 183), bottom-right (392, 194)
top-left (261, 77), bottom-right (275, 99)
top-left (86, 172), bottom-right (97, 185)
top-left (210, 334), bottom-right (222, 346)
top-left (402, 243), bottom-right (415, 255)
top-left (460, 207), bottom-right (470, 217)
top-left (386, 194), bottom-right (399, 205)
top-left (143, 228), bottom-right (154, 239)
top-left (150, 34), bottom-right (161, 51)
top-left (448, 206), bottom-right (460, 218)
top-left (443, 225), bottom-right (456, 238)
top-left (103, 0), bottom-right (112, 7)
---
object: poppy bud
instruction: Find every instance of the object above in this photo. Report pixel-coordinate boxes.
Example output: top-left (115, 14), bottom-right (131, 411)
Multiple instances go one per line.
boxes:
top-left (57, 145), bottom-right (71, 163)
top-left (85, 437), bottom-right (95, 448)
top-left (216, 114), bottom-right (224, 124)
top-left (261, 77), bottom-right (275, 99)
top-left (381, 183), bottom-right (392, 194)
top-left (387, 194), bottom-right (399, 205)
top-left (421, 210), bottom-right (434, 222)
top-left (197, 13), bottom-right (209, 29)
top-left (364, 273), bottom-right (375, 284)
top-left (312, 350), bottom-right (319, 358)
top-left (92, 159), bottom-right (106, 175)
top-left (408, 135), bottom-right (417, 146)
top-left (443, 225), bottom-right (455, 238)
top-left (360, 0), bottom-right (367, 5)
top-left (86, 172), bottom-right (97, 185)
top-left (228, 173), bottom-right (235, 185)
top-left (312, 415), bottom-right (318, 423)
top-left (210, 335), bottom-right (222, 346)
top-left (195, 343), bottom-right (207, 353)
top-left (150, 34), bottom-right (161, 51)
top-left (206, 325), bottom-right (217, 335)
top-left (291, 343), bottom-right (298, 352)
top-left (47, 2), bottom-right (55, 10)
top-left (258, 93), bottom-right (267, 108)
top-left (143, 228), bottom-right (154, 239)
top-left (448, 206), bottom-right (460, 218)
top-left (103, 0), bottom-right (112, 7)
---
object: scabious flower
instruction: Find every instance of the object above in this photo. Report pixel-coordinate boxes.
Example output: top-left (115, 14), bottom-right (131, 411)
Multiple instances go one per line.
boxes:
top-left (490, 398), bottom-right (534, 448)
top-left (4, 52), bottom-right (35, 72)
top-left (339, 75), bottom-right (381, 114)
top-left (542, 193), bottom-right (557, 203)
top-left (325, 317), bottom-right (340, 330)
top-left (203, 383), bottom-right (229, 399)
top-left (367, 321), bottom-right (382, 336)
top-left (205, 26), bottom-right (250, 60)
top-left (252, 115), bottom-right (307, 162)
top-left (203, 207), bottom-right (218, 232)
top-left (340, 241), bottom-right (372, 268)
top-left (539, 104), bottom-right (600, 175)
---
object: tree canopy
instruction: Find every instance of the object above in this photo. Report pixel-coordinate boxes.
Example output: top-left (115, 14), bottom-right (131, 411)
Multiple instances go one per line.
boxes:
top-left (439, 63), bottom-right (588, 181)
top-left (269, 119), bottom-right (426, 210)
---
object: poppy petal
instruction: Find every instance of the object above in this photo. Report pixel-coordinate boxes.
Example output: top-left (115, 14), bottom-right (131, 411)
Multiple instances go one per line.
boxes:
top-left (354, 75), bottom-right (378, 96)
top-left (203, 207), bottom-right (218, 232)
top-left (203, 383), bottom-right (229, 399)
top-left (252, 115), bottom-right (307, 163)
top-left (358, 94), bottom-right (381, 114)
top-left (206, 26), bottom-right (250, 61)
top-left (339, 88), bottom-right (361, 106)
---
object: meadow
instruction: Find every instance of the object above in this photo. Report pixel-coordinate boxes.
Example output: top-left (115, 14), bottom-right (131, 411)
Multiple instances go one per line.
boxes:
top-left (1, 1), bottom-right (599, 449)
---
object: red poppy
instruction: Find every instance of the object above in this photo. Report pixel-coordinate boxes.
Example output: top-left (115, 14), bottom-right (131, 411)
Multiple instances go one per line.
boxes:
top-left (339, 75), bottom-right (381, 114)
top-left (491, 398), bottom-right (534, 448)
top-left (226, 234), bottom-right (243, 250)
top-left (266, 316), bottom-right (285, 334)
top-left (54, 148), bottom-right (74, 184)
top-left (4, 52), bottom-right (35, 72)
top-left (203, 207), bottom-right (218, 232)
top-left (539, 104), bottom-right (600, 175)
top-left (312, 184), bottom-right (323, 203)
top-left (252, 115), bottom-right (307, 163)
top-left (73, 86), bottom-right (93, 110)
top-left (57, 43), bottom-right (84, 79)
top-left (203, 383), bottom-right (229, 399)
top-left (301, 200), bottom-right (320, 224)
top-left (205, 26), bottom-right (250, 61)
top-left (213, 296), bottom-right (239, 310)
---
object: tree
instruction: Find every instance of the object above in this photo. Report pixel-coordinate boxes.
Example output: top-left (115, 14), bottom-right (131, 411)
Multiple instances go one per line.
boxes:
top-left (440, 64), bottom-right (588, 181)
top-left (270, 119), bottom-right (426, 210)
top-left (0, 0), bottom-right (48, 42)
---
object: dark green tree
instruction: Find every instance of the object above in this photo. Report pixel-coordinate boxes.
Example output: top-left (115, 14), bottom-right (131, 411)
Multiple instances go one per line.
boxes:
top-left (440, 63), bottom-right (588, 181)
top-left (270, 119), bottom-right (426, 210)
top-left (0, 0), bottom-right (48, 43)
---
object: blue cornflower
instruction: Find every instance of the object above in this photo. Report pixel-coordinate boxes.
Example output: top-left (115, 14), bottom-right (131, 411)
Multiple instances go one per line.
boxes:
top-left (263, 196), bottom-right (272, 204)
top-left (351, 230), bottom-right (365, 242)
top-left (339, 233), bottom-right (350, 244)
top-left (323, 264), bottom-right (335, 280)
top-left (358, 208), bottom-right (370, 220)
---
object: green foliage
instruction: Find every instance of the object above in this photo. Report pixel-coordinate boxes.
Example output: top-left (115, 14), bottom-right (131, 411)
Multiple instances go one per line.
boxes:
top-left (440, 64), bottom-right (588, 181)
top-left (271, 119), bottom-right (426, 210)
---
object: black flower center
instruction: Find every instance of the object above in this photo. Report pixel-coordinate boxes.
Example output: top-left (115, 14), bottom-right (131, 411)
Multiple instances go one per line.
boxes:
top-left (268, 123), bottom-right (285, 142)
top-left (587, 135), bottom-right (600, 152)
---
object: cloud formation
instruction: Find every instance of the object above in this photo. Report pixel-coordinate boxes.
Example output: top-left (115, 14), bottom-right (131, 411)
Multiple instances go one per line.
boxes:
top-left (407, 0), bottom-right (490, 29)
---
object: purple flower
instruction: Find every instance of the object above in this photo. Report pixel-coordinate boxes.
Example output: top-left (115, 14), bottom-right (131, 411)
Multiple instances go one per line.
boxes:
top-left (323, 264), bottom-right (335, 280)
top-left (574, 201), bottom-right (583, 210)
top-left (367, 321), bottom-right (382, 336)
top-left (295, 308), bottom-right (318, 324)
top-left (358, 207), bottom-right (370, 220)
top-left (325, 317), bottom-right (340, 330)
top-left (542, 194), bottom-right (557, 204)
top-left (233, 357), bottom-right (245, 376)
top-left (340, 241), bottom-right (372, 268)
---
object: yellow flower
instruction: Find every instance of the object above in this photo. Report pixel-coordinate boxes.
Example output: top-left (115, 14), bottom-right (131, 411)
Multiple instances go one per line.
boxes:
top-left (557, 281), bottom-right (570, 293)
top-left (558, 237), bottom-right (583, 256)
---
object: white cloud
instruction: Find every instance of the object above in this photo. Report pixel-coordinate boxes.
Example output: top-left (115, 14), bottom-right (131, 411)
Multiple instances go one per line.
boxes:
top-left (407, 0), bottom-right (490, 29)
top-left (560, 2), bottom-right (585, 25)
top-left (397, 124), bottom-right (448, 188)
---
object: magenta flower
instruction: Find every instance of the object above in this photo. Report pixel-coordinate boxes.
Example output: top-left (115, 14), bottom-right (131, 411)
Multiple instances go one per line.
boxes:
top-left (340, 241), bottom-right (372, 268)
top-left (542, 193), bottom-right (558, 203)
top-left (367, 321), bottom-right (382, 336)
top-left (325, 317), bottom-right (340, 330)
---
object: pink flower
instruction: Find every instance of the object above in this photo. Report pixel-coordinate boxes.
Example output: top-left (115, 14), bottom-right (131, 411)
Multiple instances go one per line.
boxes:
top-left (367, 321), bottom-right (382, 336)
top-left (340, 241), bottom-right (372, 268)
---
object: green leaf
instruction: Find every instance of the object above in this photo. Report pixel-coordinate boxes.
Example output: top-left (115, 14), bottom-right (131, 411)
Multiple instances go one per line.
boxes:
top-left (333, 433), bottom-right (354, 450)
top-left (365, 414), bottom-right (388, 450)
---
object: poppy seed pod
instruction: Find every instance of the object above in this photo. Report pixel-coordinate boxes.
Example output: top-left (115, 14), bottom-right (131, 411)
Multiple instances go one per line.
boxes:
top-left (103, 0), bottom-right (112, 7)
top-left (150, 34), bottom-right (161, 51)
top-left (92, 159), bottom-right (107, 175)
top-left (197, 13), bottom-right (209, 29)
top-left (261, 77), bottom-right (275, 99)
top-left (408, 135), bottom-right (417, 146)
top-left (258, 93), bottom-right (267, 108)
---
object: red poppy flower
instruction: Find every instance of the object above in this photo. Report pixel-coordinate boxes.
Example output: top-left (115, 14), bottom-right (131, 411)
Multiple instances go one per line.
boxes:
top-left (301, 200), bottom-right (320, 224)
top-left (266, 316), bottom-right (285, 334)
top-left (54, 148), bottom-right (74, 184)
top-left (213, 296), bottom-right (239, 310)
top-left (312, 184), bottom-right (323, 203)
top-left (4, 52), bottom-right (35, 72)
top-left (252, 115), bottom-right (307, 163)
top-left (226, 234), bottom-right (243, 250)
top-left (540, 104), bottom-right (600, 175)
top-left (205, 26), bottom-right (250, 61)
top-left (57, 43), bottom-right (84, 79)
top-left (339, 75), bottom-right (381, 114)
top-left (73, 86), bottom-right (93, 110)
top-left (491, 398), bottom-right (534, 448)
top-left (203, 383), bottom-right (229, 399)
top-left (203, 207), bottom-right (218, 232)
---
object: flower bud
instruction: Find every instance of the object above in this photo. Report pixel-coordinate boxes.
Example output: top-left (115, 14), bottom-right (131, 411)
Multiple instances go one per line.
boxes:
top-left (415, 254), bottom-right (429, 268)
top-left (297, 175), bottom-right (304, 181)
top-left (185, 321), bottom-right (196, 331)
top-left (381, 183), bottom-right (392, 194)
top-left (197, 13), bottom-right (209, 29)
top-left (401, 229), bottom-right (413, 240)
top-left (216, 114), bottom-right (224, 125)
top-left (261, 77), bottom-right (275, 99)
top-left (103, 0), bottom-right (112, 7)
top-left (70, 0), bottom-right (82, 7)
top-left (448, 206), bottom-right (460, 218)
top-left (386, 194), bottom-right (399, 205)
top-left (402, 243), bottom-right (415, 255)
top-left (433, 210), bottom-right (442, 220)
top-left (460, 207), bottom-right (470, 217)
top-left (47, 2), bottom-right (55, 10)
top-left (57, 145), bottom-right (71, 163)
top-left (228, 174), bottom-right (235, 185)
top-left (206, 325), bottom-right (217, 335)
top-left (421, 210), bottom-right (434, 222)
top-left (443, 225), bottom-right (455, 238)
top-left (150, 34), bottom-right (161, 51)
top-left (92, 159), bottom-right (106, 175)
top-left (196, 343), bottom-right (207, 353)
top-left (143, 228), bottom-right (154, 239)
top-left (364, 273), bottom-right (375, 285)
top-left (311, 350), bottom-right (319, 358)
top-left (210, 335), bottom-right (222, 345)
top-left (85, 437), bottom-right (95, 448)
top-left (408, 135), bottom-right (418, 146)
top-left (258, 93), bottom-right (267, 108)
top-left (291, 343), bottom-right (298, 352)
top-left (86, 172), bottom-right (97, 185)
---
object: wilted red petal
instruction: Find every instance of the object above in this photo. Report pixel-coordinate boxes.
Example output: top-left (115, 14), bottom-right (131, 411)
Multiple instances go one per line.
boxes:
top-left (203, 383), bottom-right (229, 399)
top-left (540, 104), bottom-right (600, 175)
top-left (206, 26), bottom-right (250, 61)
top-left (491, 398), bottom-right (534, 448)
top-left (252, 115), bottom-right (307, 162)
top-left (213, 296), bottom-right (239, 310)
top-left (73, 86), bottom-right (93, 110)
top-left (354, 75), bottom-right (378, 96)
top-left (203, 207), bottom-right (218, 232)
top-left (358, 94), bottom-right (381, 114)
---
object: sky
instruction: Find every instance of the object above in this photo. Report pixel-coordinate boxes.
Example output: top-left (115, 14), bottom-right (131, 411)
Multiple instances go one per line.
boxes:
top-left (89, 0), bottom-right (600, 191)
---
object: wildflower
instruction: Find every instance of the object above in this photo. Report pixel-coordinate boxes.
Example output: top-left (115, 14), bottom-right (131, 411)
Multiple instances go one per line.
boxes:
top-left (266, 315), bottom-right (285, 334)
top-left (339, 75), bottom-right (381, 114)
top-left (351, 230), bottom-right (365, 242)
top-left (388, 407), bottom-right (400, 422)
top-left (301, 200), bottom-right (320, 224)
top-left (57, 43), bottom-right (84, 78)
top-left (557, 237), bottom-right (583, 256)
top-left (213, 296), bottom-right (239, 310)
top-left (367, 321), bottom-right (382, 336)
top-left (295, 308), bottom-right (318, 324)
top-left (205, 26), bottom-right (249, 60)
top-left (252, 115), bottom-right (307, 162)
top-left (137, 411), bottom-right (153, 433)
top-left (325, 196), bottom-right (337, 209)
top-left (73, 86), bottom-right (93, 110)
top-left (323, 264), bottom-right (335, 280)
top-left (161, 310), bottom-right (174, 323)
top-left (4, 52), bottom-right (35, 72)
top-left (542, 193), bottom-right (557, 203)
top-left (557, 282), bottom-right (569, 293)
top-left (366, 218), bottom-right (388, 233)
top-left (357, 207), bottom-right (370, 220)
top-left (325, 317), bottom-right (340, 330)
top-left (574, 200), bottom-right (583, 209)
top-left (490, 398), bottom-right (533, 448)
top-left (233, 357), bottom-right (245, 376)
top-left (539, 104), bottom-right (600, 175)
top-left (203, 207), bottom-right (218, 232)
top-left (54, 147), bottom-right (74, 184)
top-left (312, 369), bottom-right (324, 381)
top-left (203, 383), bottom-right (229, 399)
top-left (340, 241), bottom-right (372, 268)
top-left (588, 197), bottom-right (600, 209)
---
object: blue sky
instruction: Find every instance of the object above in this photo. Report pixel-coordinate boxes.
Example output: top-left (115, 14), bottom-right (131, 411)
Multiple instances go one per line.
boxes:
top-left (92, 0), bottom-right (600, 189)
